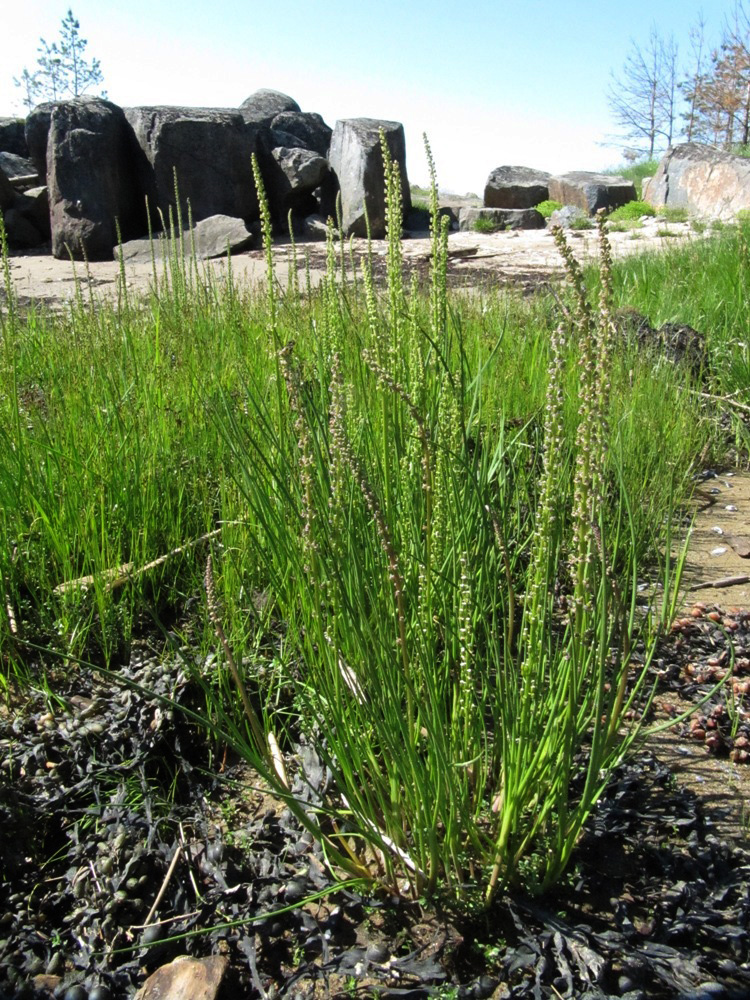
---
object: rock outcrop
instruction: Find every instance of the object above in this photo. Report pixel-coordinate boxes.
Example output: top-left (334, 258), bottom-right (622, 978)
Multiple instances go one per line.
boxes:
top-left (548, 171), bottom-right (635, 214)
top-left (458, 206), bottom-right (545, 231)
top-left (124, 106), bottom-right (258, 226)
top-left (328, 118), bottom-right (410, 238)
top-left (643, 143), bottom-right (750, 221)
top-left (47, 97), bottom-right (147, 260)
top-left (484, 166), bottom-right (551, 209)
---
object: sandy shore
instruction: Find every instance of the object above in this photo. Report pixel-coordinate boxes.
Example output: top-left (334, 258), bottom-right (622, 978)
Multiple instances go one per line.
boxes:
top-left (2, 218), bottom-right (698, 311)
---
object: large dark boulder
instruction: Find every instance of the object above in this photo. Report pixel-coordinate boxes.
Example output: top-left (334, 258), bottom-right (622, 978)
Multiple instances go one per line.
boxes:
top-left (47, 97), bottom-right (146, 260)
top-left (25, 102), bottom-right (59, 180)
top-left (643, 143), bottom-right (750, 221)
top-left (239, 89), bottom-right (300, 127)
top-left (328, 118), bottom-right (411, 238)
top-left (548, 171), bottom-right (635, 215)
top-left (458, 207), bottom-right (546, 231)
top-left (0, 118), bottom-right (29, 158)
top-left (124, 106), bottom-right (258, 227)
top-left (484, 166), bottom-right (551, 209)
top-left (270, 111), bottom-right (332, 158)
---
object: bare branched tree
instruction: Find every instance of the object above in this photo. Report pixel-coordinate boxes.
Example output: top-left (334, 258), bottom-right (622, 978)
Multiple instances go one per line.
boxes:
top-left (607, 25), bottom-right (679, 159)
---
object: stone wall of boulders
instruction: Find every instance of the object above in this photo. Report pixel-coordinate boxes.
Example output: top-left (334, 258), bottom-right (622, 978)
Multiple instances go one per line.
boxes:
top-left (0, 90), bottom-right (411, 260)
top-left (5, 100), bottom-right (746, 261)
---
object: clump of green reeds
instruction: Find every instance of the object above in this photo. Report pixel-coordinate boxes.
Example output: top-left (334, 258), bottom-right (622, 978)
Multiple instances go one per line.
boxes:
top-left (211, 138), bottom-right (680, 904)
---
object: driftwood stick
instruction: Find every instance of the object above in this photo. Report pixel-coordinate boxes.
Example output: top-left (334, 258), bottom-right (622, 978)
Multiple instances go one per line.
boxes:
top-left (689, 574), bottom-right (750, 591)
top-left (54, 527), bottom-right (221, 595)
top-left (693, 390), bottom-right (750, 416)
top-left (143, 842), bottom-right (182, 927)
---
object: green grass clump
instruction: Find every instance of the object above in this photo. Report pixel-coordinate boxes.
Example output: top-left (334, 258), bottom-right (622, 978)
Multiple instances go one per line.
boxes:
top-left (473, 215), bottom-right (503, 233)
top-left (608, 201), bottom-right (655, 222)
top-left (534, 199), bottom-right (563, 219)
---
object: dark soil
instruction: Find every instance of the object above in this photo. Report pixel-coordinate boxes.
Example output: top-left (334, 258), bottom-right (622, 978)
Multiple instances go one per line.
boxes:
top-left (1, 608), bottom-right (749, 1000)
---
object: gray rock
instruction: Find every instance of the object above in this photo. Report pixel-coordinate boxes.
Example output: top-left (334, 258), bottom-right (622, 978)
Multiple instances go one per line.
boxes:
top-left (268, 128), bottom-right (311, 152)
top-left (11, 185), bottom-right (50, 240)
top-left (458, 206), bottom-right (545, 231)
top-left (253, 124), bottom-right (329, 223)
top-left (0, 151), bottom-right (36, 179)
top-left (548, 171), bottom-right (635, 214)
top-left (2, 205), bottom-right (45, 248)
top-left (0, 165), bottom-right (14, 212)
top-left (301, 213), bottom-right (329, 238)
top-left (25, 102), bottom-right (59, 180)
top-left (272, 147), bottom-right (329, 211)
top-left (643, 142), bottom-right (750, 221)
top-left (270, 111), bottom-right (332, 157)
top-left (313, 170), bottom-right (340, 222)
top-left (0, 118), bottom-right (29, 158)
top-left (47, 97), bottom-right (147, 260)
top-left (124, 106), bottom-right (258, 227)
top-left (119, 214), bottom-right (254, 261)
top-left (484, 166), bottom-right (551, 209)
top-left (549, 205), bottom-right (592, 229)
top-left (239, 89), bottom-right (300, 127)
top-left (328, 118), bottom-right (411, 238)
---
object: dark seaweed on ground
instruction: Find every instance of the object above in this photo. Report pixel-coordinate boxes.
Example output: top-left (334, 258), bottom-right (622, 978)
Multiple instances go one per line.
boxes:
top-left (1, 630), bottom-right (749, 1000)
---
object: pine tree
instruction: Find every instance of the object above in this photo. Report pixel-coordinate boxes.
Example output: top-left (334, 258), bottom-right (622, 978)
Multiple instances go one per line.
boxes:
top-left (13, 9), bottom-right (106, 111)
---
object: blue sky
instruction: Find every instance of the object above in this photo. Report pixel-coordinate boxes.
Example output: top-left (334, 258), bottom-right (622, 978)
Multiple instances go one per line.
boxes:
top-left (0, 0), bottom-right (734, 193)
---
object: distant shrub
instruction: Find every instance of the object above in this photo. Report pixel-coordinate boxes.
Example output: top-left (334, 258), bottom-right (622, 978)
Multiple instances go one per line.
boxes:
top-left (607, 220), bottom-right (642, 233)
top-left (568, 214), bottom-right (594, 231)
top-left (605, 158), bottom-right (660, 198)
top-left (534, 199), bottom-right (563, 219)
top-left (608, 201), bottom-right (655, 222)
